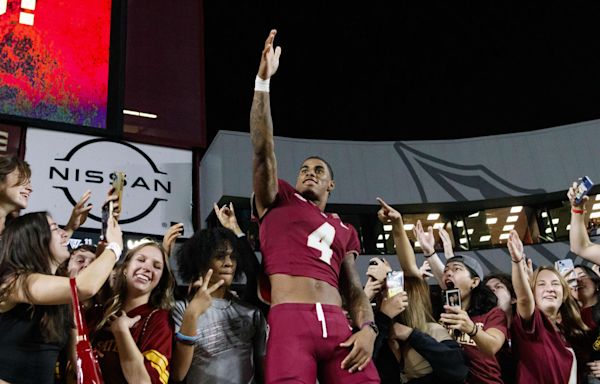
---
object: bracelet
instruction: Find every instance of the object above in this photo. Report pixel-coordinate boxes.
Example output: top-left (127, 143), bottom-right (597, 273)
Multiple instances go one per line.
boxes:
top-left (175, 331), bottom-right (199, 345)
top-left (360, 321), bottom-right (379, 336)
top-left (511, 257), bottom-right (523, 263)
top-left (468, 323), bottom-right (479, 337)
top-left (572, 208), bottom-right (585, 214)
top-left (254, 75), bottom-right (270, 92)
top-left (423, 251), bottom-right (436, 259)
top-left (105, 242), bottom-right (122, 262)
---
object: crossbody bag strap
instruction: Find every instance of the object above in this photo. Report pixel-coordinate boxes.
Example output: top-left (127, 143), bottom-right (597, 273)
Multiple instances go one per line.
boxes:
top-left (69, 278), bottom-right (86, 338)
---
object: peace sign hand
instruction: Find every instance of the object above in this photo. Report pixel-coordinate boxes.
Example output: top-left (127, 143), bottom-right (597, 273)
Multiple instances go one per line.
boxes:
top-left (186, 269), bottom-right (225, 318)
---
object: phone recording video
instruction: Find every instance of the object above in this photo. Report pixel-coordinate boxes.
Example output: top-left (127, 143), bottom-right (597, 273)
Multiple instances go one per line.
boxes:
top-left (386, 270), bottom-right (404, 298)
top-left (574, 176), bottom-right (594, 205)
top-left (555, 258), bottom-right (576, 287)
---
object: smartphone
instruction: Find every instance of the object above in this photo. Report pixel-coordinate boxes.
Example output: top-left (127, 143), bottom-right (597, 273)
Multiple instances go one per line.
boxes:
top-left (111, 171), bottom-right (126, 219)
top-left (386, 271), bottom-right (404, 298)
top-left (170, 221), bottom-right (184, 236)
top-left (575, 176), bottom-right (594, 205)
top-left (100, 201), bottom-right (111, 241)
top-left (445, 288), bottom-right (461, 308)
top-left (555, 258), bottom-right (577, 286)
top-left (100, 171), bottom-right (125, 240)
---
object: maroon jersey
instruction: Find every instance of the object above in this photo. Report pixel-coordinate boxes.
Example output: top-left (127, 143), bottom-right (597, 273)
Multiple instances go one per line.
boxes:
top-left (90, 304), bottom-right (173, 384)
top-left (512, 307), bottom-right (576, 384)
top-left (257, 179), bottom-right (361, 288)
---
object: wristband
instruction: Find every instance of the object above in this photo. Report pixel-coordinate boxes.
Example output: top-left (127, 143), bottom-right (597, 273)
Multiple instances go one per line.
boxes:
top-left (423, 251), bottom-right (436, 259)
top-left (105, 242), bottom-right (122, 262)
top-left (511, 257), bottom-right (523, 263)
top-left (175, 331), bottom-right (199, 345)
top-left (254, 75), bottom-right (270, 92)
top-left (468, 323), bottom-right (479, 337)
top-left (572, 208), bottom-right (585, 214)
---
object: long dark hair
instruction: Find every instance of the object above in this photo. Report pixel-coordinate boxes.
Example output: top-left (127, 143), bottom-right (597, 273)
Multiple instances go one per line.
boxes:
top-left (463, 265), bottom-right (498, 317)
top-left (575, 264), bottom-right (600, 324)
top-left (0, 211), bottom-right (70, 343)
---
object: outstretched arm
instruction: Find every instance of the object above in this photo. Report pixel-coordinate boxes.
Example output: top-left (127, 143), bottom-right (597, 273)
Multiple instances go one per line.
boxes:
top-left (251, 29), bottom-right (282, 218)
top-left (413, 220), bottom-right (446, 289)
top-left (568, 183), bottom-right (600, 264)
top-left (507, 230), bottom-right (535, 321)
top-left (376, 197), bottom-right (421, 278)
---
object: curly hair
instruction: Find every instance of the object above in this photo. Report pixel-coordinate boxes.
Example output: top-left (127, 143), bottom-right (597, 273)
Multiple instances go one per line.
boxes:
top-left (176, 227), bottom-right (240, 283)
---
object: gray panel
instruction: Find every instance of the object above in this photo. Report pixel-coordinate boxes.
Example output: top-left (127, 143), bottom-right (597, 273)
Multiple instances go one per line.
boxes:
top-left (200, 120), bottom-right (600, 224)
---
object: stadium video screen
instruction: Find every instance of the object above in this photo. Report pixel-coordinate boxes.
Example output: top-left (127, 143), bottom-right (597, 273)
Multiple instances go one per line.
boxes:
top-left (0, 0), bottom-right (118, 129)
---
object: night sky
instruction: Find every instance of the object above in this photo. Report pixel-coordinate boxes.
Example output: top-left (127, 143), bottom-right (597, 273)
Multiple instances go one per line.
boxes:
top-left (203, 1), bottom-right (600, 144)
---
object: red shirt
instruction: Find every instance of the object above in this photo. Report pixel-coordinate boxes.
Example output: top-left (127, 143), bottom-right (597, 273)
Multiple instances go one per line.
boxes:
top-left (90, 304), bottom-right (173, 384)
top-left (258, 179), bottom-right (361, 288)
top-left (512, 307), bottom-right (575, 384)
top-left (450, 306), bottom-right (507, 384)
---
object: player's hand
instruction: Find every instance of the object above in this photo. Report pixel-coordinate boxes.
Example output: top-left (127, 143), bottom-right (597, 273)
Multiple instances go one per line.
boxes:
top-left (257, 29), bottom-right (281, 81)
top-left (340, 327), bottom-right (376, 373)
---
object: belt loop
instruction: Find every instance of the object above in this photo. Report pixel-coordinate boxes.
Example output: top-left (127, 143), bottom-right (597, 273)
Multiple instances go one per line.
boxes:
top-left (315, 302), bottom-right (328, 338)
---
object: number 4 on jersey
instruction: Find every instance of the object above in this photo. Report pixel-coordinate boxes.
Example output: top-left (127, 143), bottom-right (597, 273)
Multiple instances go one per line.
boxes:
top-left (307, 222), bottom-right (336, 265)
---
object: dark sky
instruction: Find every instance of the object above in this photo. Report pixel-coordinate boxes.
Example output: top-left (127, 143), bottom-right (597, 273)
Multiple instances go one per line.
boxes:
top-left (203, 1), bottom-right (600, 145)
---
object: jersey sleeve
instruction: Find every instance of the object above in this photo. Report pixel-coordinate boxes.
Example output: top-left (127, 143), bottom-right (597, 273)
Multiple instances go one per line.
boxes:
top-left (346, 223), bottom-right (362, 256)
top-left (138, 310), bottom-right (174, 384)
top-left (251, 179), bottom-right (297, 221)
top-left (513, 306), bottom-right (543, 340)
top-left (483, 306), bottom-right (508, 339)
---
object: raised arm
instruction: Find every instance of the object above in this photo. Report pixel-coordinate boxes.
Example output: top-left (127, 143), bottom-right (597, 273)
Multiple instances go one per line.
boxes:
top-left (376, 197), bottom-right (421, 278)
top-left (568, 183), bottom-right (600, 264)
top-left (413, 220), bottom-right (446, 289)
top-left (171, 270), bottom-right (224, 382)
top-left (251, 29), bottom-right (282, 218)
top-left (507, 230), bottom-right (535, 321)
top-left (3, 216), bottom-right (122, 308)
top-left (438, 226), bottom-right (455, 260)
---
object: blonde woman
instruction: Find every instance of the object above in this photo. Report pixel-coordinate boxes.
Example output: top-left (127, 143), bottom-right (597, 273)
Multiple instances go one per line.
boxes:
top-left (507, 230), bottom-right (588, 383)
top-left (90, 241), bottom-right (175, 384)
